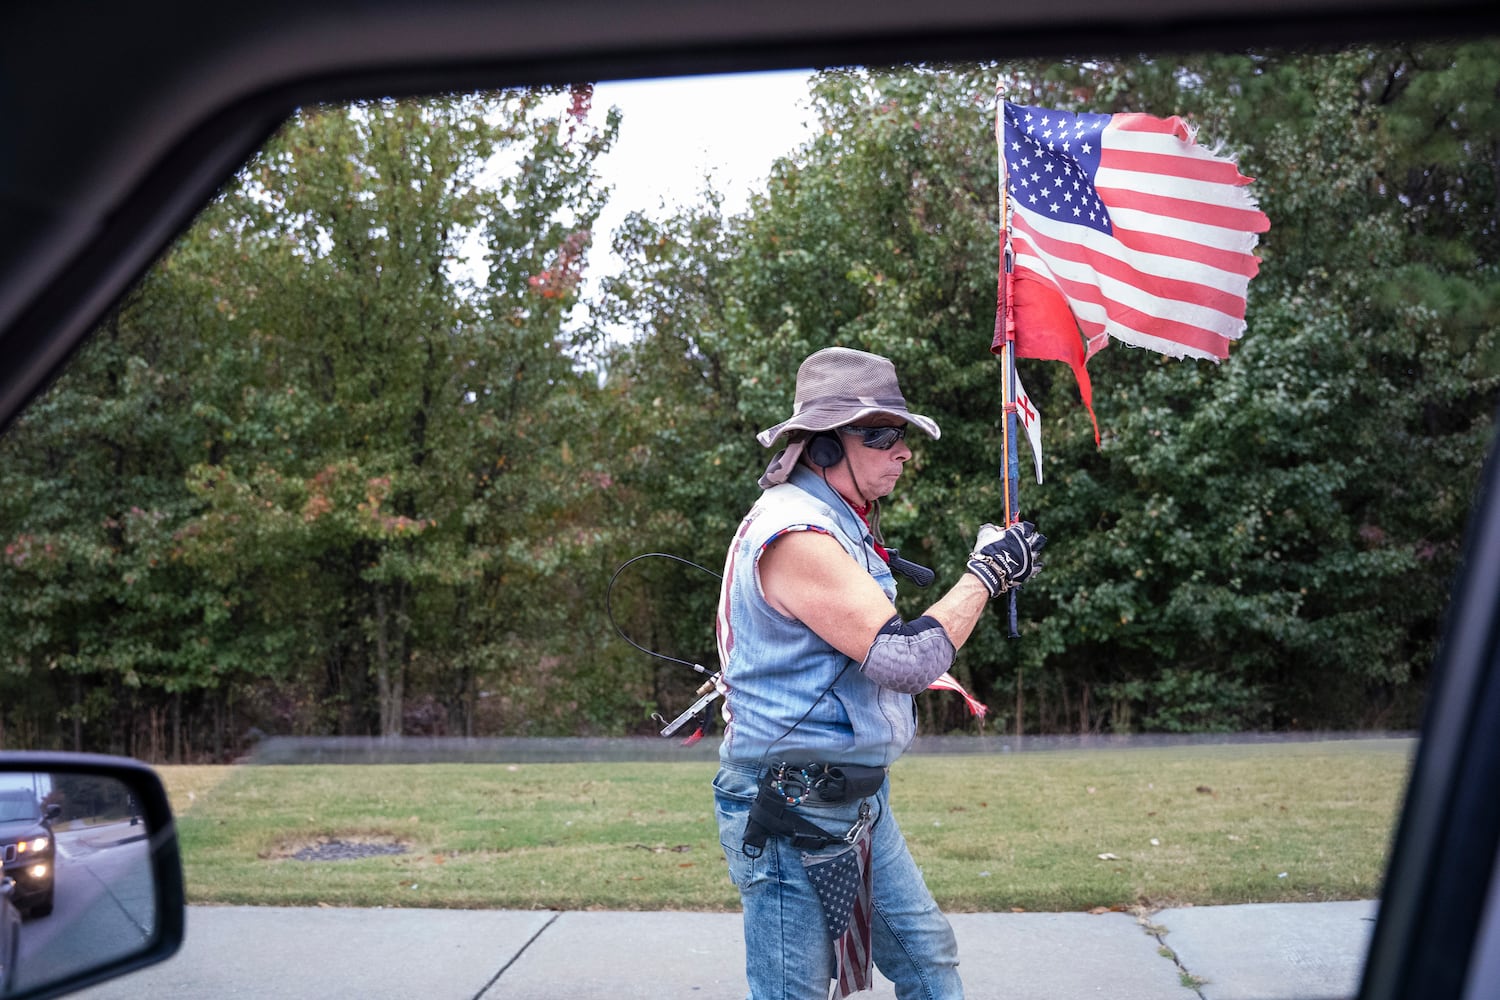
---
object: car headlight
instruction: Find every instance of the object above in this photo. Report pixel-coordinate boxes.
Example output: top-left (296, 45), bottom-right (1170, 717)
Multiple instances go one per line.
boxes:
top-left (16, 836), bottom-right (48, 854)
top-left (27, 864), bottom-right (47, 879)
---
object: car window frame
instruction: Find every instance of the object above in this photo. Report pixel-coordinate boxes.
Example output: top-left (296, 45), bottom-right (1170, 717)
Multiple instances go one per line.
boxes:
top-left (1, 5), bottom-right (1498, 999)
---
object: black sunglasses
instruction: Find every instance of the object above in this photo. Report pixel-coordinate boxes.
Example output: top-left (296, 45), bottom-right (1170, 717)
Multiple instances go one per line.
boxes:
top-left (840, 424), bottom-right (908, 450)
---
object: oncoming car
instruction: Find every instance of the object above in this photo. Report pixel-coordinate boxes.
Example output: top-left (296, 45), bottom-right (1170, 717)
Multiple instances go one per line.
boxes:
top-left (0, 775), bottom-right (58, 920)
top-left (0, 2), bottom-right (1498, 1000)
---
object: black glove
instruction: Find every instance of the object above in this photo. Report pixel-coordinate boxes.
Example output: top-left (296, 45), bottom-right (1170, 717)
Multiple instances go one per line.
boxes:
top-left (966, 521), bottom-right (1047, 598)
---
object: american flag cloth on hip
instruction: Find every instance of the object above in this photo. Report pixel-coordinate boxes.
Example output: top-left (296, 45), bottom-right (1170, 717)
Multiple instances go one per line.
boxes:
top-left (803, 819), bottom-right (876, 997)
top-left (997, 99), bottom-right (1270, 432)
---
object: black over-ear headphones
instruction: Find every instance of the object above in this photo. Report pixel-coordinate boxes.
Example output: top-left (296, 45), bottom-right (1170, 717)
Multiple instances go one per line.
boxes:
top-left (807, 432), bottom-right (844, 469)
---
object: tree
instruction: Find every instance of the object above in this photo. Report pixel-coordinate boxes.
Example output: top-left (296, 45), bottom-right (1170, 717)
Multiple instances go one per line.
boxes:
top-left (4, 48), bottom-right (1495, 754)
top-left (1, 87), bottom-right (622, 752)
top-left (176, 91), bottom-right (621, 739)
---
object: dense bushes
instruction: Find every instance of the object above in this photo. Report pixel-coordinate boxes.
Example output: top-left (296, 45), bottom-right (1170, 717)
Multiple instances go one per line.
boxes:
top-left (2, 50), bottom-right (1496, 759)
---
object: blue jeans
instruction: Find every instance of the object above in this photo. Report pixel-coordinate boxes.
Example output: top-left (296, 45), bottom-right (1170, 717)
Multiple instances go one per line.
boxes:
top-left (714, 761), bottom-right (963, 1000)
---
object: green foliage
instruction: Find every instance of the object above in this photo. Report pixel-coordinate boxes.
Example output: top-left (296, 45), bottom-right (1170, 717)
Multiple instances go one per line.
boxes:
top-left (602, 50), bottom-right (1496, 736)
top-left (1, 89), bottom-right (629, 754)
top-left (3, 46), bottom-right (1496, 755)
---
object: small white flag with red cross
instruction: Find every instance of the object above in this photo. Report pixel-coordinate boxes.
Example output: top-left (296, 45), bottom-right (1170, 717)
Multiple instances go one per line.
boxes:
top-left (1015, 369), bottom-right (1043, 485)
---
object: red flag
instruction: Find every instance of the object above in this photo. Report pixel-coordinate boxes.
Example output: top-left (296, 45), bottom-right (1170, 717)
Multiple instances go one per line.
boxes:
top-left (996, 99), bottom-right (1269, 434)
top-left (994, 265), bottom-right (1101, 442)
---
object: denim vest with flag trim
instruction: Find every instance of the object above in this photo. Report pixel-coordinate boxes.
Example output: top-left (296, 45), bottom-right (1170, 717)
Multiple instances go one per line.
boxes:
top-left (715, 464), bottom-right (916, 768)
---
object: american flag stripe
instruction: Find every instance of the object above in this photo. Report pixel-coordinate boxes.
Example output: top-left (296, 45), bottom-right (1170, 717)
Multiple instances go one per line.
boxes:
top-left (1002, 99), bottom-right (1269, 363)
top-left (1110, 111), bottom-right (1193, 136)
top-left (1108, 225), bottom-right (1262, 279)
top-left (832, 824), bottom-right (874, 998)
top-left (1107, 206), bottom-right (1265, 261)
top-left (1102, 145), bottom-right (1253, 187)
top-left (1015, 188), bottom-right (1260, 296)
top-left (1013, 225), bottom-right (1251, 319)
top-left (1012, 237), bottom-right (1244, 359)
top-left (1095, 183), bottom-right (1270, 232)
top-left (1106, 112), bottom-right (1250, 164)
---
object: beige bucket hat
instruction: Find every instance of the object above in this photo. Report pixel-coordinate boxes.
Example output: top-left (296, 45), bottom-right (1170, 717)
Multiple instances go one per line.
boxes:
top-left (757, 347), bottom-right (940, 487)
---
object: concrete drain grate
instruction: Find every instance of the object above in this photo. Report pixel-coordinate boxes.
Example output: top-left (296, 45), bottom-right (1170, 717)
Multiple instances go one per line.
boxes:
top-left (290, 839), bottom-right (410, 862)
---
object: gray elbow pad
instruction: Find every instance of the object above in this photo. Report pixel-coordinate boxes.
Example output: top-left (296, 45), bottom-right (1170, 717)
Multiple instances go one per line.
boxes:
top-left (859, 614), bottom-right (956, 693)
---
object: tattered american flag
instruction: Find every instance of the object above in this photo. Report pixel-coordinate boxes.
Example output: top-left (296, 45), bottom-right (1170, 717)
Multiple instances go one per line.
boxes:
top-left (997, 99), bottom-right (1270, 432)
top-left (804, 822), bottom-right (875, 997)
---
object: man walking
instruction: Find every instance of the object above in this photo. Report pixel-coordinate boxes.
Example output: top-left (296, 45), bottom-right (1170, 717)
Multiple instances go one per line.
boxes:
top-left (714, 346), bottom-right (1046, 998)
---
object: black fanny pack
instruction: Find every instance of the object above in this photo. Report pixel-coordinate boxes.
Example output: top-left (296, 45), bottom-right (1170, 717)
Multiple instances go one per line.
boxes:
top-left (740, 762), bottom-right (886, 857)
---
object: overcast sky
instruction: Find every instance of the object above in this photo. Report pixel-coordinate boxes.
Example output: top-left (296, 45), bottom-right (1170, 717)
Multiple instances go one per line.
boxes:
top-left (451, 70), bottom-right (818, 338)
top-left (588, 69), bottom-right (817, 275)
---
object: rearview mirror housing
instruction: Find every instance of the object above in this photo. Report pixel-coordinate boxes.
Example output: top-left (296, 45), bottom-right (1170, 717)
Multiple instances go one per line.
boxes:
top-left (0, 753), bottom-right (185, 999)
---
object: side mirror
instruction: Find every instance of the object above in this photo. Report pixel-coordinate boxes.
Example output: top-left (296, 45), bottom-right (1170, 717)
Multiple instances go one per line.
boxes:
top-left (0, 753), bottom-right (184, 999)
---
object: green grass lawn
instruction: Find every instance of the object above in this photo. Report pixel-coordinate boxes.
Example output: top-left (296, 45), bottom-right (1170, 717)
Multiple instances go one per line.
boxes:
top-left (159, 738), bottom-right (1412, 913)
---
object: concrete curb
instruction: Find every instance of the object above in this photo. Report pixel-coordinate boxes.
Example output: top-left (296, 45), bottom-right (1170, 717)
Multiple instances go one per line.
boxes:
top-left (72, 901), bottom-right (1377, 999)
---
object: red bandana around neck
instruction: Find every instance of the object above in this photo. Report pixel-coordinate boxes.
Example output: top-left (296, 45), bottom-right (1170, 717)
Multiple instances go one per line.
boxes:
top-left (845, 498), bottom-right (890, 564)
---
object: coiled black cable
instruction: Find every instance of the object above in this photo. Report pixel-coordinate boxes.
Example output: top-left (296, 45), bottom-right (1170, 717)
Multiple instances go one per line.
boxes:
top-left (605, 552), bottom-right (720, 673)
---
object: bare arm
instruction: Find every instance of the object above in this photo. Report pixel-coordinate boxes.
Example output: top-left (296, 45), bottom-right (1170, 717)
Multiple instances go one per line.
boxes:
top-left (758, 530), bottom-right (991, 660)
top-left (915, 572), bottom-right (990, 649)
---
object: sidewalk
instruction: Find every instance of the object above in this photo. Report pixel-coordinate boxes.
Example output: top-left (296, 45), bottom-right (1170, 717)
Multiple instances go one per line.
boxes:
top-left (75, 900), bottom-right (1377, 999)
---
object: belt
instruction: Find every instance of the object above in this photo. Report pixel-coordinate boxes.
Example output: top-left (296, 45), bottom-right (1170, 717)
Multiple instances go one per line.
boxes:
top-left (740, 761), bottom-right (885, 858)
top-left (772, 762), bottom-right (887, 804)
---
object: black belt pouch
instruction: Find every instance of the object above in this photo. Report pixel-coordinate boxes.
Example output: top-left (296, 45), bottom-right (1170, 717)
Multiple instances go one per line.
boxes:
top-left (810, 764), bottom-right (887, 803)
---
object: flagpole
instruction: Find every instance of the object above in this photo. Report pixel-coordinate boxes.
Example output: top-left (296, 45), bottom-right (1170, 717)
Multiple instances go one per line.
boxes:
top-left (995, 86), bottom-right (1022, 638)
top-left (1004, 257), bottom-right (1021, 639)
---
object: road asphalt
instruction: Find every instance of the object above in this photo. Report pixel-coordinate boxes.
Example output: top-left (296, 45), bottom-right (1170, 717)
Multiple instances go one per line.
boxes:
top-left (73, 899), bottom-right (1377, 999)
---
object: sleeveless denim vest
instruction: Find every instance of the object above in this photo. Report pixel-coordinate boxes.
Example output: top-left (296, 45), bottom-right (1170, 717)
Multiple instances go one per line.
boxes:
top-left (715, 465), bottom-right (916, 767)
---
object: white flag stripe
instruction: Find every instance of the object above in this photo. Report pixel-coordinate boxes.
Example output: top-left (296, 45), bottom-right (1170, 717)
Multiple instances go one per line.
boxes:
top-left (1014, 243), bottom-right (1246, 337)
top-left (1097, 130), bottom-right (1185, 157)
top-left (1096, 167), bottom-right (1260, 215)
top-left (1102, 126), bottom-right (1240, 164)
top-left (1086, 195), bottom-right (1262, 254)
top-left (1108, 329), bottom-right (1223, 360)
top-left (1012, 248), bottom-right (1237, 360)
top-left (1019, 211), bottom-right (1253, 296)
top-left (1101, 124), bottom-right (1260, 180)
